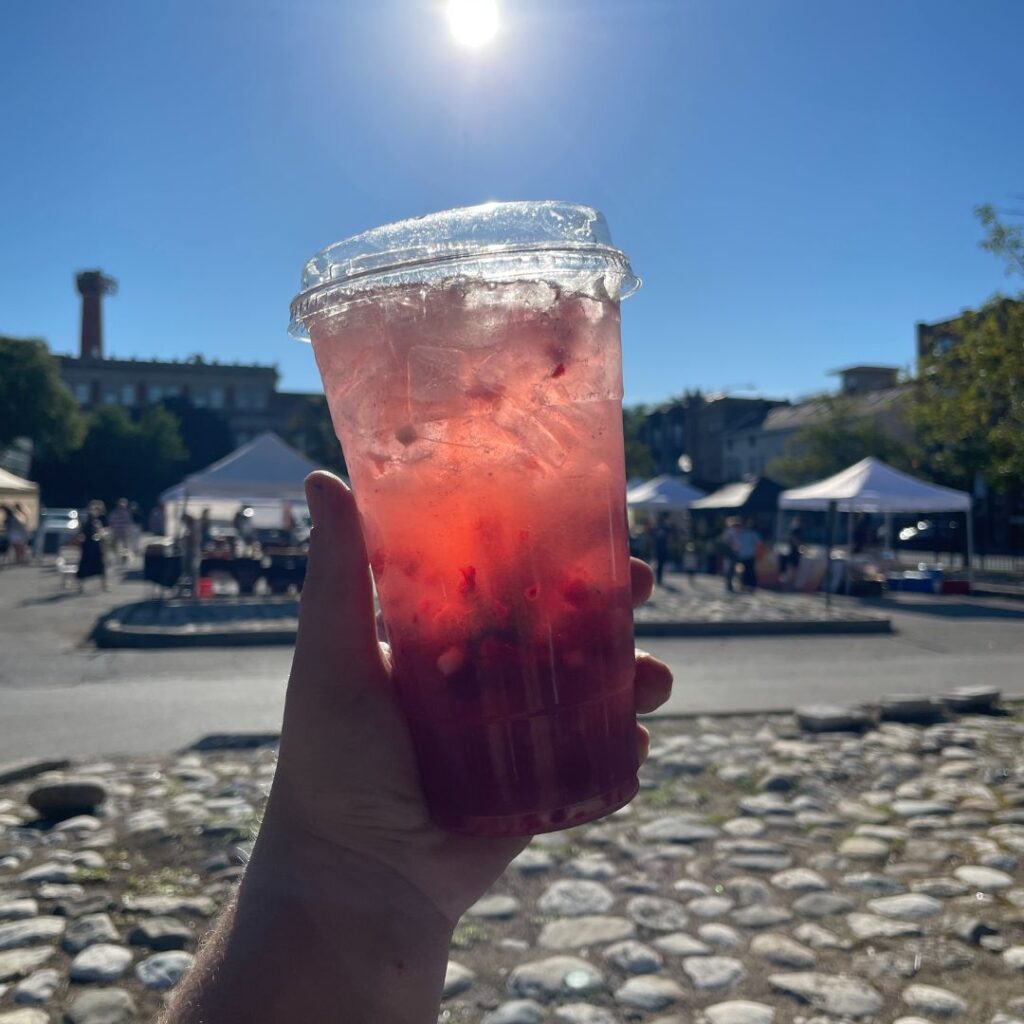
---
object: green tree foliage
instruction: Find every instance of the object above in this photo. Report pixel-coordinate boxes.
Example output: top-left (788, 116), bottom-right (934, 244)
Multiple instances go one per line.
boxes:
top-left (0, 336), bottom-right (85, 458)
top-left (158, 395), bottom-right (234, 474)
top-left (283, 395), bottom-right (347, 476)
top-left (768, 395), bottom-right (917, 487)
top-left (622, 404), bottom-right (653, 479)
top-left (912, 298), bottom-right (1024, 490)
top-left (977, 203), bottom-right (1024, 278)
top-left (33, 404), bottom-right (188, 510)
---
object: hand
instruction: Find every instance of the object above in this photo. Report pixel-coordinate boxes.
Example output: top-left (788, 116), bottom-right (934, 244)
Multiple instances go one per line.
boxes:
top-left (262, 470), bottom-right (674, 923)
top-left (163, 470), bottom-right (674, 1023)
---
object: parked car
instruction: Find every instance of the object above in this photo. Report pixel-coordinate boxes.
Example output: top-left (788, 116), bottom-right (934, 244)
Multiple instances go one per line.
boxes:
top-left (33, 507), bottom-right (81, 559)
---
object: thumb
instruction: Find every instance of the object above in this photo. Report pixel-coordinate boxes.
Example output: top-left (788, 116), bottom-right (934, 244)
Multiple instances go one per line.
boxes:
top-left (290, 472), bottom-right (384, 695)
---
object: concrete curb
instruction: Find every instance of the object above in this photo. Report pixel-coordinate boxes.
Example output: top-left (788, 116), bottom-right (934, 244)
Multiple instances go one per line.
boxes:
top-left (634, 616), bottom-right (892, 638)
top-left (96, 593), bottom-right (892, 647)
top-left (94, 613), bottom-right (892, 647)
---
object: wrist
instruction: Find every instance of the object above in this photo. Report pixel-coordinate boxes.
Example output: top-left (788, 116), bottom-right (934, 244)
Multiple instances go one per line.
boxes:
top-left (204, 818), bottom-right (454, 1024)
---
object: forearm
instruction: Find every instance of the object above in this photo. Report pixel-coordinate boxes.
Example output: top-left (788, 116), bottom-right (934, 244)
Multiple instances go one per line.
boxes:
top-left (161, 825), bottom-right (454, 1024)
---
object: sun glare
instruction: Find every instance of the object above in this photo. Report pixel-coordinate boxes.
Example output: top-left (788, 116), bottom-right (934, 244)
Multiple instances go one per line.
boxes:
top-left (447, 0), bottom-right (500, 49)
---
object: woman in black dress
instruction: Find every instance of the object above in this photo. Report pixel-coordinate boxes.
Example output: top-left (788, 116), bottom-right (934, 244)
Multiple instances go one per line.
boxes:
top-left (77, 500), bottom-right (108, 591)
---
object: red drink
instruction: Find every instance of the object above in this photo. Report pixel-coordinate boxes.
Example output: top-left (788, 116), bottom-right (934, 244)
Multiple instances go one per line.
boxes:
top-left (291, 203), bottom-right (641, 836)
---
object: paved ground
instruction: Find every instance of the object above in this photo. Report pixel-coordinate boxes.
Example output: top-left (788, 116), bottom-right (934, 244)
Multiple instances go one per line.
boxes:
top-left (2, 563), bottom-right (1023, 761)
top-left (2, 710), bottom-right (1023, 1023)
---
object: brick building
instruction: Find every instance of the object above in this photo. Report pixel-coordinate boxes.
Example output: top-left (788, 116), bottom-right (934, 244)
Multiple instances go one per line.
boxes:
top-left (56, 269), bottom-right (311, 447)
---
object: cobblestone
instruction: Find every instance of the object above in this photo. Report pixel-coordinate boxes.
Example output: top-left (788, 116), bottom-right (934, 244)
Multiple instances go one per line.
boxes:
top-left (1, 706), bottom-right (1022, 1022)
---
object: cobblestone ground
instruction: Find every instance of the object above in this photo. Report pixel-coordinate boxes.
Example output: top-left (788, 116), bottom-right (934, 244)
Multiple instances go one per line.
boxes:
top-left (634, 579), bottom-right (880, 626)
top-left (1, 707), bottom-right (1023, 1023)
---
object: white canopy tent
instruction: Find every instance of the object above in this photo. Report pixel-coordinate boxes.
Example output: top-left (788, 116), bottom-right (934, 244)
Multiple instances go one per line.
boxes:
top-left (779, 457), bottom-right (974, 588)
top-left (160, 432), bottom-right (324, 528)
top-left (0, 467), bottom-right (40, 530)
top-left (626, 474), bottom-right (706, 513)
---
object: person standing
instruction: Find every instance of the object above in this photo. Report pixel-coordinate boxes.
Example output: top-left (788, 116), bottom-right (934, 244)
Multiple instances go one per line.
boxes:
top-left (181, 513), bottom-right (202, 593)
top-left (200, 507), bottom-right (213, 548)
top-left (76, 500), bottom-right (108, 592)
top-left (650, 512), bottom-right (674, 587)
top-left (108, 498), bottom-right (133, 565)
top-left (736, 517), bottom-right (761, 592)
top-left (722, 516), bottom-right (742, 593)
top-left (781, 516), bottom-right (803, 589)
top-left (129, 500), bottom-right (144, 555)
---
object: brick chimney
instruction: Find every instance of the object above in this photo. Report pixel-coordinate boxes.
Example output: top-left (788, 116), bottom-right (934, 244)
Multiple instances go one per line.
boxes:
top-left (75, 270), bottom-right (118, 360)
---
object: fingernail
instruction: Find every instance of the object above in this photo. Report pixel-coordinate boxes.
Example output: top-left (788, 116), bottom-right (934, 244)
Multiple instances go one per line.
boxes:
top-left (305, 475), bottom-right (326, 527)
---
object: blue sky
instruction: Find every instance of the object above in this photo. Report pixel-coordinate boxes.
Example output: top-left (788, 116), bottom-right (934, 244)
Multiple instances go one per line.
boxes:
top-left (1, 0), bottom-right (1021, 405)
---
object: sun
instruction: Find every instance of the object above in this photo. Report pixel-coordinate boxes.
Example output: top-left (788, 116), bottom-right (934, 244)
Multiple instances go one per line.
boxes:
top-left (446, 0), bottom-right (500, 49)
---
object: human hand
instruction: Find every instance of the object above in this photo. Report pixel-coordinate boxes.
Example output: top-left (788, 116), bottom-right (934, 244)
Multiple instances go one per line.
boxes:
top-left (260, 470), bottom-right (674, 924)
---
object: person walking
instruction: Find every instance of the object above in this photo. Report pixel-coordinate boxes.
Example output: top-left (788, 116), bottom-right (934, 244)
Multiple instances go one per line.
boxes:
top-left (76, 500), bottom-right (108, 592)
top-left (3, 504), bottom-right (30, 565)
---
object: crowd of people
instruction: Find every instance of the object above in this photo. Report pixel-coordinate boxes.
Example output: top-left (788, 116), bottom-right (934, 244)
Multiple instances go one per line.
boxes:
top-left (635, 512), bottom-right (806, 593)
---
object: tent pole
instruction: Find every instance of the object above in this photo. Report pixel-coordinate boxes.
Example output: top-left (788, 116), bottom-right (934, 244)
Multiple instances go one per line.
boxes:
top-left (966, 504), bottom-right (975, 592)
top-left (824, 500), bottom-right (836, 611)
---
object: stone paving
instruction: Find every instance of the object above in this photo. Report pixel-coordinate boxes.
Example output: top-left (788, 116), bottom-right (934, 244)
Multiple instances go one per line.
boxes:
top-left (2, 704), bottom-right (1023, 1023)
top-left (632, 580), bottom-right (887, 633)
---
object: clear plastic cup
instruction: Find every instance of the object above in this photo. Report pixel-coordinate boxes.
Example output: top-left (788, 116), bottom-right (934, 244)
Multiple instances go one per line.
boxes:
top-left (290, 201), bottom-right (641, 837)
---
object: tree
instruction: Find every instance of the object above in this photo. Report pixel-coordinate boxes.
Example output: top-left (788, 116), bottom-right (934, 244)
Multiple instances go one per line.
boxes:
top-left (158, 396), bottom-right (234, 475)
top-left (0, 336), bottom-right (84, 459)
top-left (33, 404), bottom-right (188, 511)
top-left (283, 395), bottom-right (347, 476)
top-left (912, 298), bottom-right (1024, 491)
top-left (622, 404), bottom-right (654, 479)
top-left (768, 394), bottom-right (918, 487)
top-left (977, 202), bottom-right (1024, 278)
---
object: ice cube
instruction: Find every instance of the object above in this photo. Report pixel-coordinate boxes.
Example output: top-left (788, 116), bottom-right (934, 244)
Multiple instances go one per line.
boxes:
top-left (406, 346), bottom-right (465, 403)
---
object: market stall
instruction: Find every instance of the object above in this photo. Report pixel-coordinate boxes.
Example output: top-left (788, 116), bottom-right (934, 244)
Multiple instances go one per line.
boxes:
top-left (779, 457), bottom-right (973, 593)
top-left (0, 467), bottom-right (40, 531)
top-left (155, 432), bottom-right (326, 593)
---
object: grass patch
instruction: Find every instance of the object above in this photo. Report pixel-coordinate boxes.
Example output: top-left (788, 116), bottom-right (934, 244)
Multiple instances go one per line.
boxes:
top-left (73, 867), bottom-right (111, 884)
top-left (124, 865), bottom-right (201, 897)
top-left (451, 919), bottom-right (492, 950)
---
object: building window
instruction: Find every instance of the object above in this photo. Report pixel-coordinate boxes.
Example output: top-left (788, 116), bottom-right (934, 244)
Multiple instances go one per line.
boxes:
top-left (193, 390), bottom-right (208, 408)
top-left (102, 390), bottom-right (117, 405)
top-left (209, 386), bottom-right (225, 409)
top-left (148, 384), bottom-right (163, 402)
top-left (74, 382), bottom-right (90, 403)
top-left (163, 384), bottom-right (181, 399)
top-left (121, 384), bottom-right (135, 406)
